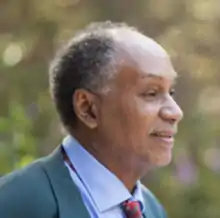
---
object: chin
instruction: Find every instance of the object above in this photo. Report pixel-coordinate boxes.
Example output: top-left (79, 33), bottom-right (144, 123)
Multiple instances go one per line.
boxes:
top-left (157, 159), bottom-right (171, 167)
top-left (148, 151), bottom-right (172, 168)
top-left (155, 155), bottom-right (172, 167)
top-left (141, 153), bottom-right (172, 169)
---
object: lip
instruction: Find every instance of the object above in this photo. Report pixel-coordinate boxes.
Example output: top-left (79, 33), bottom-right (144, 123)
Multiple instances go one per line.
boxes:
top-left (150, 130), bottom-right (176, 148)
top-left (150, 130), bottom-right (177, 137)
top-left (150, 129), bottom-right (177, 136)
top-left (150, 135), bottom-right (174, 148)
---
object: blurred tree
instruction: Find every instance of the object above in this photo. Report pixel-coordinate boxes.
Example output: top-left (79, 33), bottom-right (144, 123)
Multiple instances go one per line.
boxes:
top-left (0, 0), bottom-right (220, 217)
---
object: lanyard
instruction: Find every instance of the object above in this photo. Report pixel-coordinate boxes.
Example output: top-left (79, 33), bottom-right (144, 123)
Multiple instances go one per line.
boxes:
top-left (61, 146), bottom-right (76, 172)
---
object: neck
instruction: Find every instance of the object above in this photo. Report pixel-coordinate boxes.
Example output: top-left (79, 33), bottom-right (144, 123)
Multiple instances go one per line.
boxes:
top-left (71, 131), bottom-right (149, 192)
top-left (88, 146), bottom-right (141, 191)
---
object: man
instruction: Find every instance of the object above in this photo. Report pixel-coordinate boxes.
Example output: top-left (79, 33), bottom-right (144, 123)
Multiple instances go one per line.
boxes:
top-left (0, 21), bottom-right (183, 218)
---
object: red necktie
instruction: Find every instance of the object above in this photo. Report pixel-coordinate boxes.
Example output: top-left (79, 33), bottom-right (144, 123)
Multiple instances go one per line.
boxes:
top-left (63, 146), bottom-right (144, 217)
top-left (122, 200), bottom-right (143, 218)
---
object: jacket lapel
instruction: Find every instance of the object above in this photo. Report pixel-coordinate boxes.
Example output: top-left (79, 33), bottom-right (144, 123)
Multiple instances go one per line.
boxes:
top-left (41, 146), bottom-right (90, 218)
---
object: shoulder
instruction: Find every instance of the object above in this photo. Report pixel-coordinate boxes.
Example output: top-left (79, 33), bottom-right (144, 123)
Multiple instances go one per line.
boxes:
top-left (0, 158), bottom-right (57, 218)
top-left (141, 184), bottom-right (167, 218)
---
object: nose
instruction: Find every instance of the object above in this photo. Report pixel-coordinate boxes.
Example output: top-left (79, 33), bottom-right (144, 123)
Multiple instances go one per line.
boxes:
top-left (160, 97), bottom-right (183, 124)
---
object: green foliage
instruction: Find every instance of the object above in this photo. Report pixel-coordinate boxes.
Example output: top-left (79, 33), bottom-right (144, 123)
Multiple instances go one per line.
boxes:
top-left (0, 101), bottom-right (36, 173)
top-left (0, 0), bottom-right (220, 217)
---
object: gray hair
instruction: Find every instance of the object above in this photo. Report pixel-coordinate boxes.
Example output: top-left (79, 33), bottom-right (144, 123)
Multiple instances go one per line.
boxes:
top-left (49, 21), bottom-right (138, 130)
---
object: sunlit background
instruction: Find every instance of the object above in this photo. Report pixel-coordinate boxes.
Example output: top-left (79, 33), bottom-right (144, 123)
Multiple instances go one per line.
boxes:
top-left (1, 1), bottom-right (220, 217)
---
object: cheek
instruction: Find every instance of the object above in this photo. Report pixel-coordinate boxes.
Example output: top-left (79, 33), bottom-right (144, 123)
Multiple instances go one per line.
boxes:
top-left (138, 99), bottom-right (159, 116)
top-left (99, 96), bottom-right (159, 141)
top-left (128, 101), bottom-right (163, 151)
top-left (132, 99), bottom-right (160, 130)
top-left (116, 99), bottom-right (159, 151)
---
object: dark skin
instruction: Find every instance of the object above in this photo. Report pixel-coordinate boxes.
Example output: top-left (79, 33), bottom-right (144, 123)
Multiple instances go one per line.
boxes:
top-left (72, 30), bottom-right (183, 192)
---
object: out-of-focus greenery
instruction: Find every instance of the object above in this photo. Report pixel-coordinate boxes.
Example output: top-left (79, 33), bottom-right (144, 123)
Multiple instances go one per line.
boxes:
top-left (1, 1), bottom-right (220, 217)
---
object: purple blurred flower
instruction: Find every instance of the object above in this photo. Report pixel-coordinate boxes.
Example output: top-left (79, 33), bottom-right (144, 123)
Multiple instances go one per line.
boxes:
top-left (175, 154), bottom-right (198, 185)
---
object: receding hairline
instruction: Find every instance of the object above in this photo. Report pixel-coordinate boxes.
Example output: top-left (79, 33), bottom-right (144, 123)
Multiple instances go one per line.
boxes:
top-left (68, 23), bottom-right (171, 70)
top-left (103, 28), bottom-right (176, 80)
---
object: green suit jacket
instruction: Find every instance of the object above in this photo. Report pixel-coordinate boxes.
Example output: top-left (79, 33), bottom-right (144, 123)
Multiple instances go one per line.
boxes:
top-left (0, 147), bottom-right (167, 218)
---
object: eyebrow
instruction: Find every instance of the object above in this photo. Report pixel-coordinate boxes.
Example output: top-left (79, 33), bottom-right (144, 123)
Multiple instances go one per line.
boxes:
top-left (141, 72), bottom-right (177, 80)
top-left (140, 73), bottom-right (178, 87)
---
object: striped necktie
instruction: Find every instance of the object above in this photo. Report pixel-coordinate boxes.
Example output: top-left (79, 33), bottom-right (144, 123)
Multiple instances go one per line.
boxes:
top-left (122, 199), bottom-right (144, 218)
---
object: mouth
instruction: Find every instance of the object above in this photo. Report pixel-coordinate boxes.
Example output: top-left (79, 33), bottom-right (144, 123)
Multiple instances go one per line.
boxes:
top-left (150, 130), bottom-right (176, 146)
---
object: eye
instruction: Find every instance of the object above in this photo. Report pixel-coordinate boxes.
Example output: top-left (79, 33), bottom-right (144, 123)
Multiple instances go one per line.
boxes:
top-left (147, 90), bottom-right (158, 97)
top-left (141, 89), bottom-right (158, 98)
top-left (170, 88), bottom-right (175, 97)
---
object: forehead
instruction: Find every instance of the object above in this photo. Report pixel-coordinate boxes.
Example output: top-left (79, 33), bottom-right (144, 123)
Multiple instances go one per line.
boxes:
top-left (109, 28), bottom-right (177, 81)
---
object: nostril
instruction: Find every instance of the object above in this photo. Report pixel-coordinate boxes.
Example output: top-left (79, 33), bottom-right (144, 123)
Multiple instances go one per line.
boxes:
top-left (170, 118), bottom-right (177, 124)
top-left (160, 104), bottom-right (183, 123)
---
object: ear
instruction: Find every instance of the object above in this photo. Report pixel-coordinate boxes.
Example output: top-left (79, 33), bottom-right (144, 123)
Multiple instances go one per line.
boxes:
top-left (73, 89), bottom-right (99, 129)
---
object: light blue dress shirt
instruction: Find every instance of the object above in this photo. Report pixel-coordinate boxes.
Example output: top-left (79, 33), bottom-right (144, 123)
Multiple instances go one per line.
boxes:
top-left (62, 135), bottom-right (145, 218)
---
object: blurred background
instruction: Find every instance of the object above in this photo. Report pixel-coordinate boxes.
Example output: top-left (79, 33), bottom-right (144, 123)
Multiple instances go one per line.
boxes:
top-left (1, 0), bottom-right (220, 217)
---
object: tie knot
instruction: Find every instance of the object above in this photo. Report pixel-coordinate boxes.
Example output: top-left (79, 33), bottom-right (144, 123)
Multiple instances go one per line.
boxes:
top-left (122, 199), bottom-right (143, 218)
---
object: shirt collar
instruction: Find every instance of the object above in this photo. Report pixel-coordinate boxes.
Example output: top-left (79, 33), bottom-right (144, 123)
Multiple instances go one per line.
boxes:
top-left (62, 135), bottom-right (145, 212)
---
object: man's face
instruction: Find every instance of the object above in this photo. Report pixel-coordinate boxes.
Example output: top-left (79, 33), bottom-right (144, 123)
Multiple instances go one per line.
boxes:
top-left (96, 32), bottom-right (183, 168)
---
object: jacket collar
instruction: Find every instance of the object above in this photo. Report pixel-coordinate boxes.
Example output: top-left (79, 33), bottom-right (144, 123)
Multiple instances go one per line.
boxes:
top-left (41, 146), bottom-right (90, 218)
